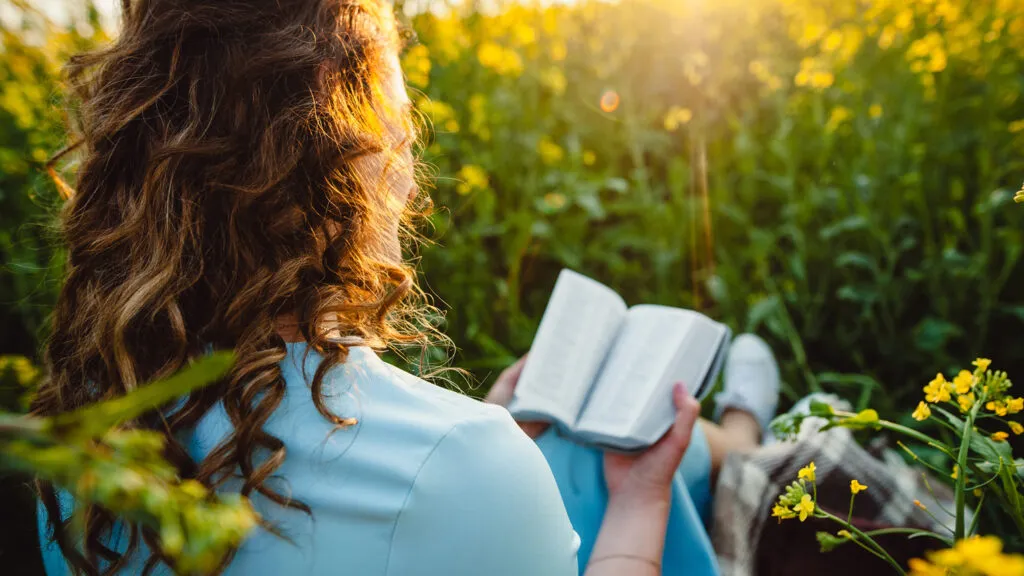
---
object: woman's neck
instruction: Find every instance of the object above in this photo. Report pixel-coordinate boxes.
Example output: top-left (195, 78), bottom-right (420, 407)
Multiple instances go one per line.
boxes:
top-left (275, 314), bottom-right (305, 343)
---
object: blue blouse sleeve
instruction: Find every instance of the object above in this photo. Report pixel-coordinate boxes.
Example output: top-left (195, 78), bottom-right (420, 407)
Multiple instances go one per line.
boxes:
top-left (386, 406), bottom-right (580, 576)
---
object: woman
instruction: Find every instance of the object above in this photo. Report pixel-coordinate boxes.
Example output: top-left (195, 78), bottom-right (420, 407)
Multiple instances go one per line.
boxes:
top-left (34, 1), bottom-right (718, 574)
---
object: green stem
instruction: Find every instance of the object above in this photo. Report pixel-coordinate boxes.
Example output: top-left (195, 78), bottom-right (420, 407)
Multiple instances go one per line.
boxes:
top-left (819, 510), bottom-right (907, 576)
top-left (920, 472), bottom-right (956, 519)
top-left (0, 413), bottom-right (46, 438)
top-left (968, 491), bottom-right (985, 538)
top-left (954, 404), bottom-right (978, 540)
top-left (846, 535), bottom-right (893, 564)
top-left (896, 441), bottom-right (959, 482)
top-left (834, 412), bottom-right (953, 457)
top-left (862, 528), bottom-right (954, 547)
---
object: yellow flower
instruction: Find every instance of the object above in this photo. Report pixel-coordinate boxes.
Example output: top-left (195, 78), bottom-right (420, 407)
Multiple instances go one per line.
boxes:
top-left (825, 106), bottom-right (851, 133)
top-left (992, 431), bottom-right (1010, 442)
top-left (477, 41), bottom-right (523, 77)
top-left (973, 358), bottom-right (992, 372)
top-left (536, 136), bottom-right (565, 165)
top-left (582, 150), bottom-right (596, 167)
top-left (924, 373), bottom-right (951, 403)
top-left (810, 71), bottom-right (834, 89)
top-left (925, 535), bottom-right (1024, 576)
top-left (401, 44), bottom-right (432, 88)
top-left (1008, 398), bottom-right (1024, 415)
top-left (914, 499), bottom-right (928, 511)
top-left (540, 67), bottom-right (567, 96)
top-left (798, 462), bottom-right (816, 482)
top-left (663, 106), bottom-right (693, 131)
top-left (822, 30), bottom-right (843, 53)
top-left (455, 165), bottom-right (489, 196)
top-left (543, 193), bottom-right (567, 211)
top-left (1009, 120), bottom-right (1024, 133)
top-left (772, 503), bottom-right (796, 522)
top-left (793, 494), bottom-right (815, 522)
top-left (951, 465), bottom-right (959, 480)
top-left (954, 535), bottom-right (1004, 563)
top-left (869, 104), bottom-right (883, 119)
top-left (418, 100), bottom-right (459, 134)
top-left (550, 40), bottom-right (567, 62)
top-left (957, 392), bottom-right (975, 413)
top-left (908, 557), bottom-right (946, 576)
top-left (877, 26), bottom-right (896, 50)
top-left (912, 401), bottom-right (931, 421)
top-left (1009, 422), bottom-right (1023, 435)
top-left (989, 401), bottom-right (1010, 417)
top-left (850, 479), bottom-right (868, 494)
top-left (953, 370), bottom-right (974, 394)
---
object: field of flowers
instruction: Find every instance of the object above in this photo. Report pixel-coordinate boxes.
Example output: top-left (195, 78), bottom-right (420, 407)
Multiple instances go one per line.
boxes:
top-left (2, 0), bottom-right (1024, 566)
top-left (2, 0), bottom-right (1024, 415)
top-left (403, 0), bottom-right (1024, 418)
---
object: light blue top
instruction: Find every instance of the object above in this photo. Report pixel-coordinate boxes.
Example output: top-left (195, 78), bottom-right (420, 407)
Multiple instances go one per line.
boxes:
top-left (39, 343), bottom-right (718, 575)
top-left (41, 344), bottom-right (579, 575)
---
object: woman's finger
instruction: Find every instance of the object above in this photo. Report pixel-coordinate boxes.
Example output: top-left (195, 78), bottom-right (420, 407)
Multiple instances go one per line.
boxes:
top-left (669, 383), bottom-right (700, 447)
top-left (484, 354), bottom-right (529, 406)
top-left (640, 383), bottom-right (699, 478)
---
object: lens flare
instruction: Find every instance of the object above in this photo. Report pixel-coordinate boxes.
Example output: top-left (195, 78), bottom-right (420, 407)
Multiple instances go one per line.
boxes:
top-left (599, 90), bottom-right (620, 112)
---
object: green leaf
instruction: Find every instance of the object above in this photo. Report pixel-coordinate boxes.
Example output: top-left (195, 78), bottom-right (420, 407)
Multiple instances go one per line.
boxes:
top-left (816, 531), bottom-right (847, 553)
top-left (835, 252), bottom-right (879, 275)
top-left (808, 398), bottom-right (836, 418)
top-left (819, 216), bottom-right (868, 240)
top-left (817, 372), bottom-right (881, 411)
top-left (969, 431), bottom-right (1013, 463)
top-left (746, 295), bottom-right (781, 333)
top-left (913, 318), bottom-right (963, 353)
top-left (51, 352), bottom-right (235, 440)
top-left (931, 405), bottom-right (966, 430)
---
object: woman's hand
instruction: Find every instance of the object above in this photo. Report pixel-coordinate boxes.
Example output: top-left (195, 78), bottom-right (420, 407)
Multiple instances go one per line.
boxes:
top-left (603, 382), bottom-right (700, 501)
top-left (586, 383), bottom-right (700, 576)
top-left (483, 355), bottom-right (550, 439)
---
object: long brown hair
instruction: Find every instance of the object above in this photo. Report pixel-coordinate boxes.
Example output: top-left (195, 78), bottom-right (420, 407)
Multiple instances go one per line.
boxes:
top-left (33, 0), bottom-right (436, 573)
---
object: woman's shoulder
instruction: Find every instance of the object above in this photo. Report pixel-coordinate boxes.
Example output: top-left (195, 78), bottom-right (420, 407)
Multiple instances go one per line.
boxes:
top-left (282, 344), bottom-right (512, 434)
top-left (279, 345), bottom-right (580, 574)
top-left (188, 345), bottom-right (579, 575)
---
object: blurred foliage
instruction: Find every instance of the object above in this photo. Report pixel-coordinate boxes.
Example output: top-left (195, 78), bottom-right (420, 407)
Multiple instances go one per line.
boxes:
top-left (1, 0), bottom-right (1023, 450)
top-left (0, 1), bottom-right (105, 358)
top-left (0, 354), bottom-right (40, 412)
top-left (0, 352), bottom-right (258, 574)
top-left (2, 0), bottom-right (1024, 565)
top-left (406, 0), bottom-right (1024, 417)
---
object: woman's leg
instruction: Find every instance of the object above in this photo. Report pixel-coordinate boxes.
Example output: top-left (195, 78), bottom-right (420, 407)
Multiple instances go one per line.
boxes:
top-left (682, 333), bottom-right (781, 520)
top-left (699, 410), bottom-right (761, 482)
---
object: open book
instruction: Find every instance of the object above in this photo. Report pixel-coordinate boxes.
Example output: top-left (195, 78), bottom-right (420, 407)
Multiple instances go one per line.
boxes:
top-left (507, 269), bottom-right (731, 451)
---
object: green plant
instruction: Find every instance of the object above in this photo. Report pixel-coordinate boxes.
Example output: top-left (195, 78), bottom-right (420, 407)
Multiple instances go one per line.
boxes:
top-left (771, 358), bottom-right (1024, 574)
top-left (396, 0), bottom-right (1024, 422)
top-left (0, 352), bottom-right (258, 574)
top-left (0, 1), bottom-right (104, 357)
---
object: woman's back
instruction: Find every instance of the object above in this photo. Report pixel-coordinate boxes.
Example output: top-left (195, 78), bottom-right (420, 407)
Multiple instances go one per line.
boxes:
top-left (40, 344), bottom-right (579, 575)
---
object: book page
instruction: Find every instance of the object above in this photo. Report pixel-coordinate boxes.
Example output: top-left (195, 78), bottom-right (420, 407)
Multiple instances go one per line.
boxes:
top-left (573, 306), bottom-right (691, 436)
top-left (574, 305), bottom-right (728, 445)
top-left (507, 270), bottom-right (628, 427)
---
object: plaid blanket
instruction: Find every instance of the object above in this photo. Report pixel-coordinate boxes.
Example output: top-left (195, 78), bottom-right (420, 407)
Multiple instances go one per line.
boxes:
top-left (711, 416), bottom-right (957, 575)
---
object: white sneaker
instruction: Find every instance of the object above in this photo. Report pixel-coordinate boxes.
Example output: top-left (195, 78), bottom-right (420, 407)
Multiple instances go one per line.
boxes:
top-left (713, 334), bottom-right (781, 436)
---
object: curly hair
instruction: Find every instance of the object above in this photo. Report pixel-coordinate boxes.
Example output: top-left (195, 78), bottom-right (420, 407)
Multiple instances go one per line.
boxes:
top-left (32, 0), bottom-right (437, 573)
